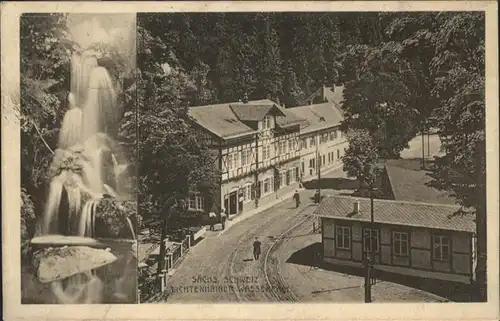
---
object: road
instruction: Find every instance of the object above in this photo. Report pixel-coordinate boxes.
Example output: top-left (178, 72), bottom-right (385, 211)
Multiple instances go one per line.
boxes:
top-left (164, 189), bottom-right (320, 303)
top-left (161, 137), bottom-right (445, 303)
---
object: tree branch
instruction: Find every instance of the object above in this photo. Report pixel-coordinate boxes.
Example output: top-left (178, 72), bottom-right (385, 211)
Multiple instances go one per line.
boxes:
top-left (31, 120), bottom-right (55, 155)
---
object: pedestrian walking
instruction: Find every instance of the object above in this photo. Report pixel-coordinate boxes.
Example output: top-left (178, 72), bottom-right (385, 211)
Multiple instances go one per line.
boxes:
top-left (208, 211), bottom-right (216, 231)
top-left (220, 208), bottom-right (227, 230)
top-left (253, 237), bottom-right (261, 260)
top-left (293, 190), bottom-right (300, 208)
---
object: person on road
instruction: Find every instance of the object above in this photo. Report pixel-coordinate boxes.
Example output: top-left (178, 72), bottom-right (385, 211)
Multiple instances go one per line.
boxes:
top-left (220, 208), bottom-right (227, 230)
top-left (293, 190), bottom-right (300, 208)
top-left (314, 189), bottom-right (321, 204)
top-left (253, 237), bottom-right (261, 260)
top-left (208, 211), bottom-right (217, 231)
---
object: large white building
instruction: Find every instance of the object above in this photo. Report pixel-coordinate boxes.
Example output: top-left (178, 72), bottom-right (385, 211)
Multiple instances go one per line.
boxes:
top-left (187, 85), bottom-right (348, 217)
top-left (288, 84), bottom-right (348, 182)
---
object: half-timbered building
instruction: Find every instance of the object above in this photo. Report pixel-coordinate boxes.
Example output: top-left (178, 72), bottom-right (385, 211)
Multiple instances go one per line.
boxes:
top-left (188, 99), bottom-right (304, 217)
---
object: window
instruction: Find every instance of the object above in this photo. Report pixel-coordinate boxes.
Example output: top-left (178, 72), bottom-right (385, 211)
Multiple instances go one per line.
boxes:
top-left (322, 155), bottom-right (326, 166)
top-left (309, 158), bottom-right (316, 169)
top-left (280, 171), bottom-right (287, 188)
top-left (188, 194), bottom-right (204, 211)
top-left (336, 226), bottom-right (351, 250)
top-left (262, 145), bottom-right (271, 160)
top-left (263, 178), bottom-right (271, 194)
top-left (289, 168), bottom-right (296, 183)
top-left (310, 137), bottom-right (316, 146)
top-left (241, 150), bottom-right (247, 166)
top-left (432, 235), bottom-right (451, 261)
top-left (330, 130), bottom-right (338, 140)
top-left (241, 149), bottom-right (252, 166)
top-left (363, 228), bottom-right (379, 253)
top-left (301, 139), bottom-right (307, 149)
top-left (337, 149), bottom-right (340, 160)
top-left (288, 140), bottom-right (293, 152)
top-left (393, 232), bottom-right (409, 256)
top-left (246, 185), bottom-right (252, 201)
top-left (262, 116), bottom-right (272, 130)
top-left (227, 154), bottom-right (233, 170)
top-left (233, 152), bottom-right (240, 168)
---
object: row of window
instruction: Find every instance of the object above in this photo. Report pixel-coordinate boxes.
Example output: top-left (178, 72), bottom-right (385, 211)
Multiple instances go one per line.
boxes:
top-left (301, 130), bottom-right (343, 150)
top-left (226, 141), bottom-right (299, 170)
top-left (335, 226), bottom-right (452, 261)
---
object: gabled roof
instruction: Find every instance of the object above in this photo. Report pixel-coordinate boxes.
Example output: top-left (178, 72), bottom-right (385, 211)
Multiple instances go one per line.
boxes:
top-left (188, 103), bottom-right (256, 139)
top-left (188, 99), bottom-right (305, 140)
top-left (314, 195), bottom-right (474, 233)
top-left (287, 102), bottom-right (344, 134)
top-left (384, 159), bottom-right (457, 205)
top-left (229, 100), bottom-right (285, 122)
top-left (275, 108), bottom-right (308, 128)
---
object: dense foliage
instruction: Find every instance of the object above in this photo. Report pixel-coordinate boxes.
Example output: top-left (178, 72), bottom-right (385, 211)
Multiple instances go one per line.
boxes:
top-left (19, 12), bottom-right (486, 300)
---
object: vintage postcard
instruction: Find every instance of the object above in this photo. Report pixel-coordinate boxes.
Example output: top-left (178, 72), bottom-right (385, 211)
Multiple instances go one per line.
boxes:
top-left (1, 1), bottom-right (499, 321)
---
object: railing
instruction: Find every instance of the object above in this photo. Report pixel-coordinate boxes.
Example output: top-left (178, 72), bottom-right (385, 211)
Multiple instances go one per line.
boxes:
top-left (139, 234), bottom-right (193, 302)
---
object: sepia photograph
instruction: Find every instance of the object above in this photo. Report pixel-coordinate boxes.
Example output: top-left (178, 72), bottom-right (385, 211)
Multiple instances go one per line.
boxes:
top-left (1, 1), bottom-right (498, 321)
top-left (19, 13), bottom-right (138, 304)
top-left (135, 11), bottom-right (487, 304)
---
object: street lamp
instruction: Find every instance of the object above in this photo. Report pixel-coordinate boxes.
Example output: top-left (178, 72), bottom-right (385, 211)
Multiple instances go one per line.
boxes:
top-left (313, 134), bottom-right (322, 204)
top-left (364, 186), bottom-right (376, 303)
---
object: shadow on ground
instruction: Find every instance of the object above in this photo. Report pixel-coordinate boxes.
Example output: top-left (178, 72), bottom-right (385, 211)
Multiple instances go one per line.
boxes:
top-left (303, 177), bottom-right (359, 191)
top-left (286, 242), bottom-right (476, 302)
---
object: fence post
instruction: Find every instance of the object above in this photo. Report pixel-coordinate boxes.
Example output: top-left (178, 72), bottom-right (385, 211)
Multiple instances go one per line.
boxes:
top-left (313, 222), bottom-right (316, 233)
top-left (162, 269), bottom-right (168, 290)
top-left (179, 243), bottom-right (183, 257)
top-left (159, 273), bottom-right (165, 292)
top-left (187, 235), bottom-right (191, 249)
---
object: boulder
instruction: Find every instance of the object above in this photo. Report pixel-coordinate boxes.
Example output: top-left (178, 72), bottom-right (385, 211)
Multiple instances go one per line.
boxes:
top-left (33, 246), bottom-right (117, 283)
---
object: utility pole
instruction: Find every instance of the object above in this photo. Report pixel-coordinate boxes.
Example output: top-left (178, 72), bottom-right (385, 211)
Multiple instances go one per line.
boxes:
top-left (421, 127), bottom-right (426, 169)
top-left (427, 129), bottom-right (431, 157)
top-left (254, 132), bottom-right (260, 208)
top-left (364, 188), bottom-right (375, 303)
top-left (316, 137), bottom-right (321, 201)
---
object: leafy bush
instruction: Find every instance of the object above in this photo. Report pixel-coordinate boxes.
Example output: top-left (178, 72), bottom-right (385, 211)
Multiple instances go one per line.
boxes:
top-left (21, 189), bottom-right (36, 261)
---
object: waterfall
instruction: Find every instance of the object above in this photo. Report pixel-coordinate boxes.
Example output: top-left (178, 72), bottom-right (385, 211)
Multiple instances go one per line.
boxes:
top-left (35, 40), bottom-right (135, 304)
top-left (78, 198), bottom-right (100, 237)
top-left (58, 93), bottom-right (82, 150)
top-left (42, 173), bottom-right (66, 234)
top-left (81, 67), bottom-right (118, 142)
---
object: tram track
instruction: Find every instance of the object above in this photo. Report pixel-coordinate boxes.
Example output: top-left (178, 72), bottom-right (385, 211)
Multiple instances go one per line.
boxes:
top-left (263, 205), bottom-right (316, 302)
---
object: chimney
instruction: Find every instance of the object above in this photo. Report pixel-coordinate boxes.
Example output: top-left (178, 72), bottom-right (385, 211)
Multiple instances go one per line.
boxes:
top-left (353, 200), bottom-right (360, 214)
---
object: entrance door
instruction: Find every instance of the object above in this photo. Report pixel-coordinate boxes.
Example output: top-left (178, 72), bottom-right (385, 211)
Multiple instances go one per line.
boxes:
top-left (229, 191), bottom-right (238, 215)
top-left (238, 189), bottom-right (244, 213)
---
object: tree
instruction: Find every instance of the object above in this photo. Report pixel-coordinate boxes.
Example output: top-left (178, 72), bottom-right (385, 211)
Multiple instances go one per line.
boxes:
top-left (342, 130), bottom-right (381, 191)
top-left (134, 21), bottom-right (220, 266)
top-left (254, 14), bottom-right (283, 101)
top-left (425, 12), bottom-right (486, 301)
top-left (20, 13), bottom-right (74, 204)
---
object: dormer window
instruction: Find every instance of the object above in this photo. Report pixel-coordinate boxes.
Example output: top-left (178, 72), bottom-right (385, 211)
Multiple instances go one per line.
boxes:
top-left (262, 116), bottom-right (272, 130)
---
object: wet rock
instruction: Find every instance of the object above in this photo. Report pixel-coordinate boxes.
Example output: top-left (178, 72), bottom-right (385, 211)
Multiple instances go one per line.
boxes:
top-left (33, 246), bottom-right (117, 283)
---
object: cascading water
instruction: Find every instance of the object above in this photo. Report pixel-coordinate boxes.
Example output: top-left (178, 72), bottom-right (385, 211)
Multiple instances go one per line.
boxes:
top-left (31, 49), bottom-right (137, 304)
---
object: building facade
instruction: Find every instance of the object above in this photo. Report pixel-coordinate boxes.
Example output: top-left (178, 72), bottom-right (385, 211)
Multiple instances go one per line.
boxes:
top-left (188, 99), bottom-right (304, 216)
top-left (287, 85), bottom-right (349, 182)
top-left (316, 195), bottom-right (476, 284)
